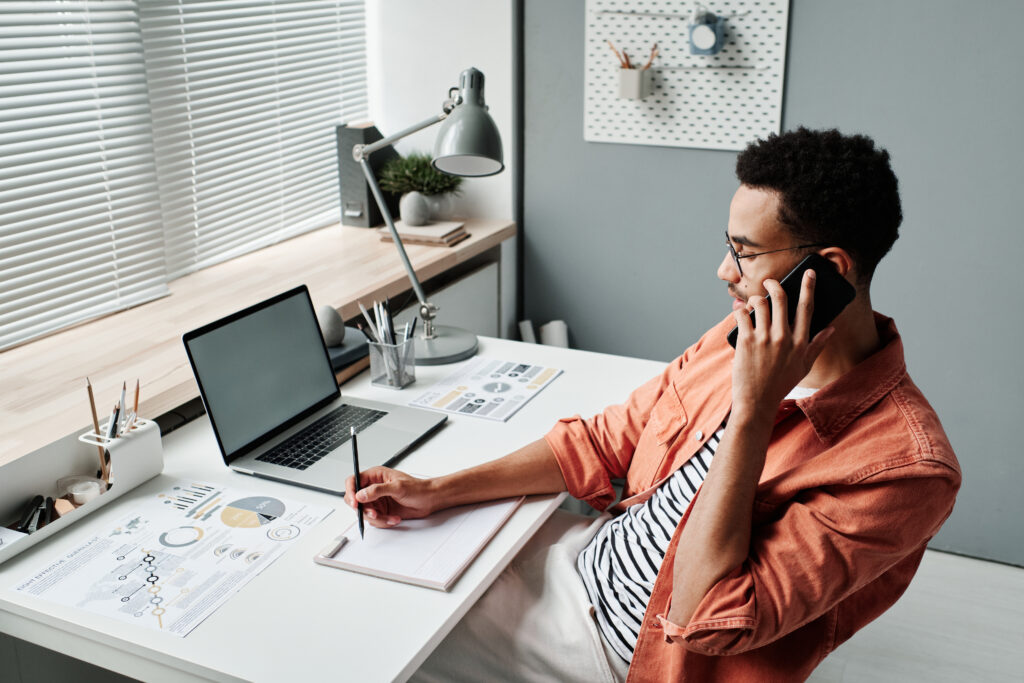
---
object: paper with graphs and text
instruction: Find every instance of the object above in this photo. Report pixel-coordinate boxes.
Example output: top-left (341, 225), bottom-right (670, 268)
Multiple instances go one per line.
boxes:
top-left (409, 357), bottom-right (562, 422)
top-left (12, 479), bottom-right (330, 636)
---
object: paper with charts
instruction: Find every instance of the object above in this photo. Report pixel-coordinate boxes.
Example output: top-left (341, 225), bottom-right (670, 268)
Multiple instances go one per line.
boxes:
top-left (11, 480), bottom-right (330, 637)
top-left (410, 357), bottom-right (562, 421)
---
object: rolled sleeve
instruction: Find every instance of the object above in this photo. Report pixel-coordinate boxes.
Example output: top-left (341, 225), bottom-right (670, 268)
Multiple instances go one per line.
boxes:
top-left (543, 325), bottom-right (722, 512)
top-left (657, 565), bottom-right (757, 655)
top-left (544, 356), bottom-right (685, 511)
top-left (545, 416), bottom-right (619, 510)
top-left (658, 468), bottom-right (959, 656)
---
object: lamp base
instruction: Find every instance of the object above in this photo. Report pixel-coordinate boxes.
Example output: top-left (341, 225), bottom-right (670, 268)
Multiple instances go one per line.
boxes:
top-left (413, 325), bottom-right (478, 365)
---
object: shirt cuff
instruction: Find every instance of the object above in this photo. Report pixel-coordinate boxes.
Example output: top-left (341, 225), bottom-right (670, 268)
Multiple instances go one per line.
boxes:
top-left (657, 613), bottom-right (687, 644)
top-left (544, 417), bottom-right (616, 510)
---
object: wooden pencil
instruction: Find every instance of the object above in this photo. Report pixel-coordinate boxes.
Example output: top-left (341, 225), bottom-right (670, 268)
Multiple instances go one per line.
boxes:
top-left (85, 377), bottom-right (107, 480)
top-left (642, 43), bottom-right (659, 70)
top-left (606, 39), bottom-right (626, 68)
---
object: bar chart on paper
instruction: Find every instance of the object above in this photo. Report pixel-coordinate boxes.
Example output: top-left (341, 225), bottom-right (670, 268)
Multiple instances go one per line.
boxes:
top-left (409, 357), bottom-right (562, 421)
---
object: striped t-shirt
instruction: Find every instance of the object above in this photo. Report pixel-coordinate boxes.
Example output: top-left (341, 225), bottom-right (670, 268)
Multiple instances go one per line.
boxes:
top-left (577, 387), bottom-right (818, 663)
top-left (576, 426), bottom-right (724, 663)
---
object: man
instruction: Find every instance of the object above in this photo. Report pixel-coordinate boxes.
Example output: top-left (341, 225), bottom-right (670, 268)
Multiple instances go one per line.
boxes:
top-left (345, 128), bottom-right (961, 682)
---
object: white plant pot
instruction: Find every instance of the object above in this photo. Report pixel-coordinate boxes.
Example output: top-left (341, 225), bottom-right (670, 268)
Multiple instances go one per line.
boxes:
top-left (424, 193), bottom-right (456, 221)
top-left (399, 191), bottom-right (430, 226)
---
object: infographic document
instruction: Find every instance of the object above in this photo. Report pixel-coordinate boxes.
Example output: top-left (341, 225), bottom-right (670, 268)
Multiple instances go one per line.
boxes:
top-left (12, 479), bottom-right (331, 636)
top-left (410, 357), bottom-right (562, 421)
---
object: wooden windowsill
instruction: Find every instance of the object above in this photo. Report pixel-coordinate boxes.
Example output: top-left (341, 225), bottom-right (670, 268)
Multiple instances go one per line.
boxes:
top-left (0, 219), bottom-right (516, 465)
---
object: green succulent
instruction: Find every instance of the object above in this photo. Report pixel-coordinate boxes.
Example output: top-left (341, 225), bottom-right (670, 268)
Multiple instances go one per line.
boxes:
top-left (378, 153), bottom-right (462, 196)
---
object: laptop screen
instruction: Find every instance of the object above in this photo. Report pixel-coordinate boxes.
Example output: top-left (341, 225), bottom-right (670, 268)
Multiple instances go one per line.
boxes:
top-left (184, 287), bottom-right (339, 458)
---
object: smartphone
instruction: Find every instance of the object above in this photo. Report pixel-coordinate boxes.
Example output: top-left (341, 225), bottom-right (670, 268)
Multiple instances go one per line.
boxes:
top-left (726, 253), bottom-right (856, 348)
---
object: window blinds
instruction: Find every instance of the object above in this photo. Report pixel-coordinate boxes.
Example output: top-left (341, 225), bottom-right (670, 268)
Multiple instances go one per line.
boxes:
top-left (0, 2), bottom-right (169, 351)
top-left (141, 1), bottom-right (369, 278)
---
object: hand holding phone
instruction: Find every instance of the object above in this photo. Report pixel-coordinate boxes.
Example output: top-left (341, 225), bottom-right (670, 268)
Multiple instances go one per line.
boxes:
top-left (727, 253), bottom-right (855, 348)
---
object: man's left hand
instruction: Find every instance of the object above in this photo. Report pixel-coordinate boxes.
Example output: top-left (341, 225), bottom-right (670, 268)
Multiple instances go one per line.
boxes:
top-left (730, 270), bottom-right (834, 422)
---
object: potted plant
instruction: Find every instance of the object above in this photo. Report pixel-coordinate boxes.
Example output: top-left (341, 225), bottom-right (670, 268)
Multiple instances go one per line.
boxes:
top-left (378, 153), bottom-right (462, 225)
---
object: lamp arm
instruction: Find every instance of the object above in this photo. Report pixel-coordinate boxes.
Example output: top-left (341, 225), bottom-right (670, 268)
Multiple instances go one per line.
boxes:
top-left (354, 113), bottom-right (447, 160)
top-left (352, 112), bottom-right (454, 341)
top-left (356, 158), bottom-right (436, 331)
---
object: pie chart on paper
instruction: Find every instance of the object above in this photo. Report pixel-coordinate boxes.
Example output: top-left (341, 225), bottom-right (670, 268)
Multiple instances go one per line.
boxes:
top-left (220, 496), bottom-right (286, 528)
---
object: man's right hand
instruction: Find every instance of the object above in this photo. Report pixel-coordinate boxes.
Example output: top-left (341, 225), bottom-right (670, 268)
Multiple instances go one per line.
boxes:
top-left (342, 438), bottom-right (567, 530)
top-left (344, 467), bottom-right (437, 528)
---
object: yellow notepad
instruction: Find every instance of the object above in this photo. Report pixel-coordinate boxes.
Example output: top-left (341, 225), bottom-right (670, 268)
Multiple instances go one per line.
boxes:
top-left (313, 496), bottom-right (523, 591)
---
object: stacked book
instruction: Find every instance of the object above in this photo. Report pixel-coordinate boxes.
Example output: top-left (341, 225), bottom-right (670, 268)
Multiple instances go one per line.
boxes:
top-left (378, 220), bottom-right (469, 247)
top-left (326, 326), bottom-right (371, 385)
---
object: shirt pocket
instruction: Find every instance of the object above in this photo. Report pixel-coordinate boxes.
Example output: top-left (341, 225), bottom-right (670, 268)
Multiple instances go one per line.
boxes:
top-left (648, 387), bottom-right (688, 446)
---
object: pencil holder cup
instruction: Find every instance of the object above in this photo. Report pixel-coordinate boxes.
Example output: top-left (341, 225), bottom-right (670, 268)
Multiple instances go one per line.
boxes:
top-left (618, 68), bottom-right (652, 99)
top-left (368, 336), bottom-right (415, 389)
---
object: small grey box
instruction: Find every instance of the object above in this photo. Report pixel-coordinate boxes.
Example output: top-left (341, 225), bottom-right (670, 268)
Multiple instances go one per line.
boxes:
top-left (335, 123), bottom-right (401, 227)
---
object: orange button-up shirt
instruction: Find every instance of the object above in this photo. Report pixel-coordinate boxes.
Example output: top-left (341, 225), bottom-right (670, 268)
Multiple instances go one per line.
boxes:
top-left (545, 314), bottom-right (961, 682)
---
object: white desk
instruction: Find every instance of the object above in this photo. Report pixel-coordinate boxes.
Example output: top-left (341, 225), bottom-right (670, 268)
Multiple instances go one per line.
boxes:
top-left (0, 337), bottom-right (664, 682)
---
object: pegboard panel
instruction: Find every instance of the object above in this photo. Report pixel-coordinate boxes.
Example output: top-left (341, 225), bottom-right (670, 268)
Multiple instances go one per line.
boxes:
top-left (584, 0), bottom-right (789, 151)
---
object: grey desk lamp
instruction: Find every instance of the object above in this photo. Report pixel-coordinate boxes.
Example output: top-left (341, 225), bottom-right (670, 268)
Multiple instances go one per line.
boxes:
top-left (352, 67), bottom-right (504, 365)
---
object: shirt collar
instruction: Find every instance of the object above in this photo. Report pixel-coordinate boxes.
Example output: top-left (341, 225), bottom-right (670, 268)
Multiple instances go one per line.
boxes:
top-left (792, 314), bottom-right (907, 443)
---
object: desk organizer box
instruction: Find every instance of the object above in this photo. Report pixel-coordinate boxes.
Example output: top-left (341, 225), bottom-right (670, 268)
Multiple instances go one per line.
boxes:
top-left (0, 419), bottom-right (164, 565)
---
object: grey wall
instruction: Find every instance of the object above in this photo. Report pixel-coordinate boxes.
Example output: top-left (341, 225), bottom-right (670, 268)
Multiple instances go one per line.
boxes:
top-left (522, 0), bottom-right (1024, 566)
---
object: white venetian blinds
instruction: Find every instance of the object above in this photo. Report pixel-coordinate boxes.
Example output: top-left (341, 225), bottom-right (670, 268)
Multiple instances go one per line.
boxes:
top-left (141, 0), bottom-right (369, 278)
top-left (0, 1), bottom-right (368, 350)
top-left (0, 2), bottom-right (169, 351)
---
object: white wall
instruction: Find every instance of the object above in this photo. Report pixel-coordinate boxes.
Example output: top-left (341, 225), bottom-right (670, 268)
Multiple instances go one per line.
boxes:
top-left (366, 0), bottom-right (517, 339)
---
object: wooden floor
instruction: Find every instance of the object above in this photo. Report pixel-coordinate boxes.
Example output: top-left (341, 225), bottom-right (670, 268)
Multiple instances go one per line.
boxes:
top-left (810, 549), bottom-right (1024, 682)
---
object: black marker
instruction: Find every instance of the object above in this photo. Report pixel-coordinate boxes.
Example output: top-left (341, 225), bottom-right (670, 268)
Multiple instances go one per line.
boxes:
top-left (41, 497), bottom-right (55, 528)
top-left (17, 495), bottom-right (44, 534)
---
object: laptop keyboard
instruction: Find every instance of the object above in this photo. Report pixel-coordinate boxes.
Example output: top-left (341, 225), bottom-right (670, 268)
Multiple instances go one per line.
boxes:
top-left (256, 404), bottom-right (387, 470)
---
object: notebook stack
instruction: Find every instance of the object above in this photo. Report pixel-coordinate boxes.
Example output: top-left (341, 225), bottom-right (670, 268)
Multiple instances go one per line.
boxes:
top-left (378, 220), bottom-right (469, 247)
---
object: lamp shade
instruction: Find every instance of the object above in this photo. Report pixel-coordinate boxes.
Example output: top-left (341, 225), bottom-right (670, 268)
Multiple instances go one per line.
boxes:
top-left (432, 68), bottom-right (504, 177)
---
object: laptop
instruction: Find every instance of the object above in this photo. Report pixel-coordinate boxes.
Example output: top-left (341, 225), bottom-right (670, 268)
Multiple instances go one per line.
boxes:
top-left (182, 285), bottom-right (446, 495)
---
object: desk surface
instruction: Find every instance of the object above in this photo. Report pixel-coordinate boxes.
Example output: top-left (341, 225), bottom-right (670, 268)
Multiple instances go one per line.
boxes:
top-left (0, 219), bottom-right (515, 465)
top-left (0, 337), bottom-right (665, 683)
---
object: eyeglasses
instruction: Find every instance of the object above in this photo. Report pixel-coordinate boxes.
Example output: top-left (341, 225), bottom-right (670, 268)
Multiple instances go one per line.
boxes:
top-left (725, 230), bottom-right (828, 276)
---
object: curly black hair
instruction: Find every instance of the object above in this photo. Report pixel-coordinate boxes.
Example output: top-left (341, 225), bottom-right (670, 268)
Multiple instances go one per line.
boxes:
top-left (735, 127), bottom-right (902, 283)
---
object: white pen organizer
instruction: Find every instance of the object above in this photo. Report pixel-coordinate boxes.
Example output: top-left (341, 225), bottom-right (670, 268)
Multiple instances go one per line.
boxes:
top-left (0, 419), bottom-right (164, 565)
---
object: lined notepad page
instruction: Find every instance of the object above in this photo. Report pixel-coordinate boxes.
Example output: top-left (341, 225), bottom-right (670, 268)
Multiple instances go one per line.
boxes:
top-left (326, 497), bottom-right (523, 590)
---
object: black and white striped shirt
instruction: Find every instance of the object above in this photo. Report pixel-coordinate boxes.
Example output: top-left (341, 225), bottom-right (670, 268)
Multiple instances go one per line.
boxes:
top-left (576, 426), bottom-right (724, 663)
top-left (577, 387), bottom-right (817, 663)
